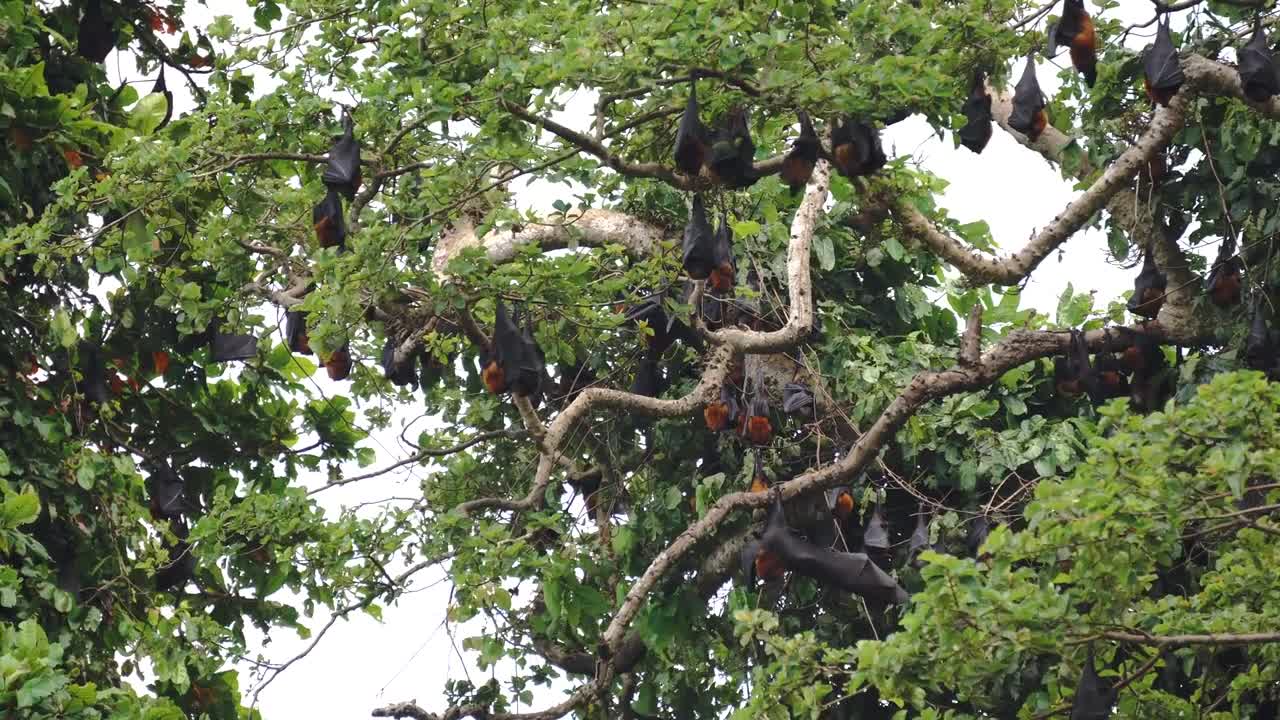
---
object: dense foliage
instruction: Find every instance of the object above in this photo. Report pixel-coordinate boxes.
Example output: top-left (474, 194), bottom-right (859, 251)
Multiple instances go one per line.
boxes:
top-left (3, 0), bottom-right (1280, 718)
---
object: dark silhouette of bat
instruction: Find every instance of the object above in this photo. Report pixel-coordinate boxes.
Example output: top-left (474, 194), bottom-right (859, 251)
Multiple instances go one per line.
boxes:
top-left (831, 116), bottom-right (886, 178)
top-left (145, 460), bottom-right (187, 521)
top-left (1010, 55), bottom-right (1048, 141)
top-left (1047, 0), bottom-right (1098, 87)
top-left (708, 213), bottom-right (736, 294)
top-left (862, 502), bottom-right (892, 568)
top-left (630, 351), bottom-right (662, 397)
top-left (209, 323), bottom-right (258, 362)
top-left (740, 490), bottom-right (909, 604)
top-left (623, 294), bottom-right (700, 353)
top-left (674, 79), bottom-right (708, 176)
top-left (323, 112), bottom-right (362, 201)
top-left (152, 67), bottom-right (174, 132)
top-left (285, 311), bottom-right (312, 355)
top-left (958, 69), bottom-right (993, 154)
top-left (782, 381), bottom-right (814, 417)
top-left (381, 338), bottom-right (417, 387)
top-left (1126, 246), bottom-right (1167, 319)
top-left (1055, 329), bottom-right (1096, 397)
top-left (156, 520), bottom-right (195, 593)
top-left (706, 107), bottom-right (757, 188)
top-left (484, 301), bottom-right (544, 397)
top-left (781, 111), bottom-right (819, 194)
top-left (968, 515), bottom-right (993, 560)
top-left (749, 451), bottom-right (769, 493)
top-left (313, 188), bottom-right (346, 251)
top-left (1239, 23), bottom-right (1280, 103)
top-left (1144, 15), bottom-right (1183, 107)
top-left (77, 0), bottom-right (116, 63)
top-left (78, 341), bottom-right (109, 404)
top-left (1245, 296), bottom-right (1276, 374)
top-left (1204, 238), bottom-right (1242, 307)
top-left (908, 506), bottom-right (930, 568)
top-left (739, 366), bottom-right (772, 445)
top-left (682, 194), bottom-right (716, 280)
top-left (325, 343), bottom-right (352, 381)
top-left (1069, 647), bottom-right (1117, 720)
top-left (1091, 350), bottom-right (1130, 402)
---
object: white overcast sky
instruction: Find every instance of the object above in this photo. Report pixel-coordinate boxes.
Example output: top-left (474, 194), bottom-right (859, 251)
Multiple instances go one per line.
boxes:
top-left (100, 1), bottom-right (1201, 717)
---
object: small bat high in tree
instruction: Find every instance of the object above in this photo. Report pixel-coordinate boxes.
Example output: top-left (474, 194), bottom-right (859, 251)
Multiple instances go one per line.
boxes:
top-left (831, 117), bottom-right (886, 178)
top-left (285, 310), bottom-right (312, 354)
top-left (749, 451), bottom-right (769, 493)
top-left (1047, 0), bottom-right (1099, 87)
top-left (1244, 296), bottom-right (1276, 374)
top-left (682, 194), bottom-right (716, 280)
top-left (1009, 55), bottom-right (1048, 141)
top-left (145, 460), bottom-right (187, 522)
top-left (781, 111), bottom-right (819, 194)
top-left (1144, 16), bottom-right (1183, 107)
top-left (323, 112), bottom-right (362, 201)
top-left (1055, 329), bottom-right (1096, 397)
top-left (708, 213), bottom-right (736, 294)
top-left (1239, 23), bottom-right (1280, 103)
top-left (739, 367), bottom-right (772, 445)
top-left (1069, 648), bottom-right (1117, 720)
top-left (1126, 246), bottom-right (1167, 318)
top-left (381, 338), bottom-right (418, 388)
top-left (631, 351), bottom-right (662, 398)
top-left (152, 67), bottom-right (174, 132)
top-left (77, 0), bottom-right (116, 63)
top-left (707, 107), bottom-right (757, 188)
top-left (958, 69), bottom-right (993, 154)
top-left (740, 491), bottom-right (909, 603)
top-left (325, 343), bottom-right (352, 381)
top-left (704, 384), bottom-right (740, 432)
top-left (78, 341), bottom-right (109, 404)
top-left (209, 324), bottom-right (258, 362)
top-left (782, 381), bottom-right (814, 418)
top-left (313, 188), bottom-right (347, 251)
top-left (1204, 238), bottom-right (1242, 307)
top-left (673, 79), bottom-right (708, 176)
top-left (485, 302), bottom-right (544, 397)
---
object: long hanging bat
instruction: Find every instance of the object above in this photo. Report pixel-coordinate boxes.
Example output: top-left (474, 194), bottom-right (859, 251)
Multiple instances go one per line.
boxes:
top-left (1069, 648), bottom-right (1117, 720)
top-left (1121, 332), bottom-right (1162, 374)
top-left (1009, 55), bottom-right (1048, 141)
top-left (285, 310), bottom-right (312, 355)
top-left (707, 107), bottom-right (758, 188)
top-left (1128, 333), bottom-right (1172, 414)
top-left (1047, 0), bottom-right (1099, 87)
top-left (1126, 247), bottom-right (1167, 318)
top-left (630, 351), bottom-right (662, 397)
top-left (325, 343), bottom-right (352, 381)
top-left (708, 213), bottom-right (736, 294)
top-left (674, 79), bottom-right (708, 176)
top-left (78, 341), bottom-right (109, 404)
top-left (1055, 329), bottom-right (1096, 397)
top-left (862, 502), bottom-right (891, 568)
top-left (739, 365), bottom-right (772, 445)
top-left (77, 0), bottom-right (116, 63)
top-left (1090, 350), bottom-right (1130, 402)
top-left (323, 112), bottom-right (362, 201)
top-left (485, 301), bottom-right (538, 396)
top-left (1144, 15), bottom-right (1183, 107)
top-left (313, 188), bottom-right (347, 251)
top-left (209, 323), bottom-right (258, 362)
top-left (1204, 238), bottom-right (1242, 307)
top-left (153, 67), bottom-right (174, 132)
top-left (704, 384), bottom-right (739, 432)
top-left (1239, 23), bottom-right (1280, 103)
top-left (740, 491), bottom-right (909, 604)
top-left (145, 460), bottom-right (187, 521)
top-left (958, 69), bottom-right (993, 154)
top-left (1244, 296), bottom-right (1276, 373)
top-left (381, 337), bottom-right (418, 387)
top-left (749, 451), bottom-right (769, 493)
top-left (781, 111), bottom-right (819, 194)
top-left (831, 116), bottom-right (886, 178)
top-left (682, 194), bottom-right (716, 280)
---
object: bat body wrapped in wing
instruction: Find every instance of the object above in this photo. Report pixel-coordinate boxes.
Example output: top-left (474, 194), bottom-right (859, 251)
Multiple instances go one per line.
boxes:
top-left (1144, 17), bottom-right (1183, 107)
top-left (1239, 24), bottom-right (1280, 103)
top-left (958, 70), bottom-right (993, 154)
top-left (1009, 56), bottom-right (1048, 141)
top-left (707, 107), bottom-right (757, 188)
top-left (285, 311), bottom-right (312, 355)
top-left (313, 188), bottom-right (347, 251)
top-left (674, 80), bottom-right (708, 176)
top-left (781, 111), bottom-right (819, 194)
top-left (1069, 649), bottom-right (1117, 720)
top-left (323, 114), bottom-right (362, 200)
top-left (1048, 0), bottom-right (1098, 87)
top-left (682, 195), bottom-right (717, 280)
top-left (1126, 247), bottom-right (1167, 319)
top-left (831, 117), bottom-right (886, 178)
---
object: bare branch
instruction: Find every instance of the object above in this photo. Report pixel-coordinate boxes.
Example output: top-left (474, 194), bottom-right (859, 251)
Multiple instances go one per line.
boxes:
top-left (960, 304), bottom-right (983, 366)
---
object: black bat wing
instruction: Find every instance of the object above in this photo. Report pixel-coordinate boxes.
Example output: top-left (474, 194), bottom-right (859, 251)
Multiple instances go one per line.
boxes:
top-left (313, 188), bottom-right (347, 250)
top-left (1239, 25), bottom-right (1280, 103)
top-left (959, 70), bottom-right (994, 154)
top-left (210, 324), bottom-right (259, 362)
top-left (674, 81), bottom-right (708, 175)
top-left (1009, 56), bottom-right (1045, 135)
top-left (323, 115), bottom-right (362, 200)
top-left (78, 341), bottom-right (109, 404)
top-left (146, 461), bottom-right (187, 520)
top-left (1145, 20), bottom-right (1184, 91)
top-left (1069, 650), bottom-right (1117, 720)
top-left (285, 310), bottom-right (312, 354)
top-left (682, 195), bottom-right (716, 279)
top-left (381, 337), bottom-right (418, 387)
top-left (782, 382), bottom-right (814, 416)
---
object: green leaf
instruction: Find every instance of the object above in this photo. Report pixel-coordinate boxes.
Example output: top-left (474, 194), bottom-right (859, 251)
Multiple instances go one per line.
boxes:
top-left (129, 92), bottom-right (171, 135)
top-left (813, 233), bottom-right (835, 271)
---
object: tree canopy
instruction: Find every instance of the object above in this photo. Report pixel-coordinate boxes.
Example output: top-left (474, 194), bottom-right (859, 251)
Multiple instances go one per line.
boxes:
top-left (5, 0), bottom-right (1280, 718)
